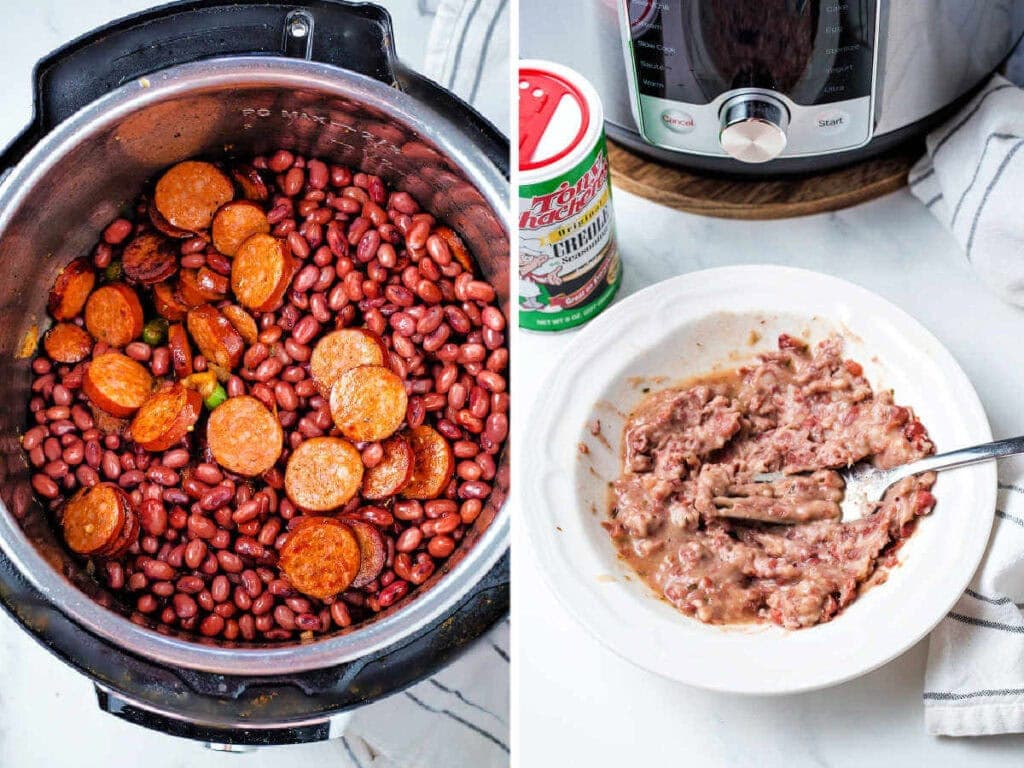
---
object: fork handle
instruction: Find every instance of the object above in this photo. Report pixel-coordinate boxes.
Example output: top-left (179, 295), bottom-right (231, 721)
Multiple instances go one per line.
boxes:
top-left (893, 435), bottom-right (1024, 481)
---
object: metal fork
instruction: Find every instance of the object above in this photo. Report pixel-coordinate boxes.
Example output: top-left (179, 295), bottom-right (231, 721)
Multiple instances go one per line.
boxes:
top-left (751, 436), bottom-right (1024, 522)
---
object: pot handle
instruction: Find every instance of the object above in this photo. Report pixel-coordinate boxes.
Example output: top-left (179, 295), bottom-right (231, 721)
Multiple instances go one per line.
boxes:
top-left (28, 1), bottom-right (400, 135)
top-left (94, 688), bottom-right (338, 747)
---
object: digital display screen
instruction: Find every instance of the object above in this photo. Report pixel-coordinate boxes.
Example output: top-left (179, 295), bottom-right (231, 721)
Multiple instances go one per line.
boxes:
top-left (628, 0), bottom-right (875, 106)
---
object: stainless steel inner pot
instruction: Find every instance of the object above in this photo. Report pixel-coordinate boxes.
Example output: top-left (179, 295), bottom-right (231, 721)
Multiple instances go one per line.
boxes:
top-left (0, 56), bottom-right (509, 675)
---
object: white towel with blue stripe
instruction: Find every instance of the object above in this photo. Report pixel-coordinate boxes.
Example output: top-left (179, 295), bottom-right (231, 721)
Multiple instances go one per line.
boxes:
top-left (922, 462), bottom-right (1024, 736)
top-left (910, 75), bottom-right (1024, 309)
top-left (912, 76), bottom-right (1024, 736)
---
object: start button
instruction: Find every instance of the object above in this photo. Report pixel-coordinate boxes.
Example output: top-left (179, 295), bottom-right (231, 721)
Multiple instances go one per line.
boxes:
top-left (660, 109), bottom-right (695, 134)
top-left (815, 109), bottom-right (850, 135)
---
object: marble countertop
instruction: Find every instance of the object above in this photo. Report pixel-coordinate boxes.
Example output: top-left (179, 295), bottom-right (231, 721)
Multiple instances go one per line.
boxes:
top-left (517, 185), bottom-right (1024, 766)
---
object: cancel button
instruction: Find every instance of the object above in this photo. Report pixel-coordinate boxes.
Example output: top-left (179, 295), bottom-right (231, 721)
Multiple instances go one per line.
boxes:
top-left (815, 109), bottom-right (850, 135)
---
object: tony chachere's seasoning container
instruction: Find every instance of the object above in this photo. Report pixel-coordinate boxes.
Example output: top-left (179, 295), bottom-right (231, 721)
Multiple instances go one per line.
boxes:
top-left (518, 60), bottom-right (621, 332)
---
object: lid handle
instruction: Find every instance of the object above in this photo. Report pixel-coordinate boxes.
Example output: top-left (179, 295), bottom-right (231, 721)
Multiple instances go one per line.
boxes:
top-left (30, 1), bottom-right (400, 132)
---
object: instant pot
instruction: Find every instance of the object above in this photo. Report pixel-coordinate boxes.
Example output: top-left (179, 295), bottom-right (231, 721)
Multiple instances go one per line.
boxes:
top-left (521, 0), bottom-right (1024, 174)
top-left (0, 0), bottom-right (509, 748)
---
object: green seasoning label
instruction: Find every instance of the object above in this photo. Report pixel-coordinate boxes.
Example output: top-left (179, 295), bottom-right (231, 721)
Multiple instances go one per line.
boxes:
top-left (519, 133), bottom-right (621, 332)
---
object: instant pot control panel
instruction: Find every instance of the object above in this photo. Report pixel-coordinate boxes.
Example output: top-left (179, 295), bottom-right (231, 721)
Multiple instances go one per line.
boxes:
top-left (619, 0), bottom-right (878, 163)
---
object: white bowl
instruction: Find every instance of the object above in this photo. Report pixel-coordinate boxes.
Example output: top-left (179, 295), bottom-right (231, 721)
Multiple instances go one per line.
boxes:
top-left (522, 265), bottom-right (995, 694)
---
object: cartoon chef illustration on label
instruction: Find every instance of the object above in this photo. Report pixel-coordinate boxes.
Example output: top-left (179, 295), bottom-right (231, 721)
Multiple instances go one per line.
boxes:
top-left (519, 245), bottom-right (563, 311)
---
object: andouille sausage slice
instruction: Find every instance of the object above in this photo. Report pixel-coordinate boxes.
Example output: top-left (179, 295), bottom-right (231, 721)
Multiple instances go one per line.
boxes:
top-left (279, 517), bottom-right (361, 599)
top-left (186, 304), bottom-right (244, 370)
top-left (401, 425), bottom-right (455, 500)
top-left (84, 283), bottom-right (144, 347)
top-left (153, 281), bottom-right (189, 321)
top-left (232, 165), bottom-right (269, 201)
top-left (221, 304), bottom-right (258, 345)
top-left (154, 160), bottom-right (234, 232)
top-left (362, 434), bottom-right (414, 500)
top-left (83, 352), bottom-right (153, 417)
top-left (329, 365), bottom-right (407, 442)
top-left (95, 496), bottom-right (140, 558)
top-left (167, 323), bottom-right (194, 378)
top-left (207, 395), bottom-right (283, 476)
top-left (148, 202), bottom-right (192, 239)
top-left (178, 268), bottom-right (225, 307)
top-left (344, 519), bottom-right (386, 589)
top-left (284, 436), bottom-right (363, 512)
top-left (212, 200), bottom-right (270, 257)
top-left (130, 383), bottom-right (202, 451)
top-left (310, 329), bottom-right (386, 396)
top-left (43, 323), bottom-right (93, 364)
top-left (435, 226), bottom-right (473, 273)
top-left (122, 232), bottom-right (179, 285)
top-left (61, 483), bottom-right (134, 557)
top-left (48, 257), bottom-right (96, 321)
top-left (231, 234), bottom-right (294, 312)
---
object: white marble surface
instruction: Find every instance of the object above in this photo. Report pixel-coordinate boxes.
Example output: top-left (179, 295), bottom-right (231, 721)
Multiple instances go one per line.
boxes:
top-left (0, 2), bottom-right (504, 766)
top-left (516, 185), bottom-right (1024, 766)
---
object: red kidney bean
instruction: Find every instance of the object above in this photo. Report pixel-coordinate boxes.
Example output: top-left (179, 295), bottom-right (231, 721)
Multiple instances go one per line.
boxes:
top-left (217, 551), bottom-right (244, 573)
top-left (269, 150), bottom-right (295, 173)
top-left (193, 463), bottom-right (223, 485)
top-left (394, 500), bottom-right (423, 522)
top-left (199, 484), bottom-right (233, 511)
top-left (396, 528), bottom-right (422, 553)
top-left (199, 614), bottom-right (225, 637)
top-left (173, 593), bottom-right (198, 619)
top-left (31, 474), bottom-right (59, 498)
top-left (427, 535), bottom-right (455, 558)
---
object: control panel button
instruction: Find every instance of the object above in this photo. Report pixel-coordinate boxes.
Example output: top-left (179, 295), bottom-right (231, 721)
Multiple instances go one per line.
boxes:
top-left (719, 94), bottom-right (789, 163)
top-left (814, 109), bottom-right (850, 135)
top-left (660, 109), bottom-right (695, 134)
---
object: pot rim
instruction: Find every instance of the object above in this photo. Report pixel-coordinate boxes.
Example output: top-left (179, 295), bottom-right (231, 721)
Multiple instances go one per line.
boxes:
top-left (0, 55), bottom-right (509, 675)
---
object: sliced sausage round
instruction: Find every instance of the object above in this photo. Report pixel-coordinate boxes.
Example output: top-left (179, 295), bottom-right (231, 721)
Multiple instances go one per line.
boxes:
top-left (232, 165), bottom-right (269, 201)
top-left (435, 226), bottom-right (473, 272)
top-left (130, 383), bottom-right (202, 451)
top-left (329, 365), bottom-right (407, 442)
top-left (362, 434), bottom-right (414, 500)
top-left (279, 517), bottom-right (361, 599)
top-left (48, 257), bottom-right (96, 321)
top-left (61, 483), bottom-right (134, 557)
top-left (83, 352), bottom-right (154, 417)
top-left (154, 161), bottom-right (234, 232)
top-left (284, 436), bottom-right (363, 512)
top-left (84, 283), bottom-right (143, 347)
top-left (167, 321), bottom-right (193, 378)
top-left (402, 425), bottom-right (455, 500)
top-left (207, 395), bottom-right (283, 476)
top-left (43, 322), bottom-right (93, 364)
top-left (122, 232), bottom-right (178, 285)
top-left (167, 322), bottom-right (194, 378)
top-left (344, 519), bottom-right (386, 589)
top-left (148, 202), bottom-right (192, 238)
top-left (186, 304), bottom-right (244, 370)
top-left (212, 200), bottom-right (270, 257)
top-left (309, 329), bottom-right (386, 396)
top-left (153, 281), bottom-right (189, 321)
top-left (220, 304), bottom-right (258, 345)
top-left (231, 234), bottom-right (294, 312)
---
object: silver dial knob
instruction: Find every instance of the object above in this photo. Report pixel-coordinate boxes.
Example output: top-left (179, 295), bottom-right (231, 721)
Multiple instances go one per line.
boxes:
top-left (719, 94), bottom-right (790, 163)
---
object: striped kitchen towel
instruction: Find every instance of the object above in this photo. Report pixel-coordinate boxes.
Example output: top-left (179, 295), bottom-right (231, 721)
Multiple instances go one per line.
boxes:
top-left (912, 75), bottom-right (1024, 735)
top-left (922, 454), bottom-right (1024, 736)
top-left (421, 0), bottom-right (510, 134)
top-left (909, 74), bottom-right (1024, 309)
